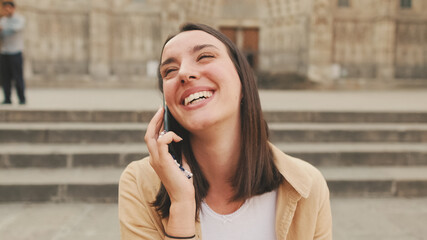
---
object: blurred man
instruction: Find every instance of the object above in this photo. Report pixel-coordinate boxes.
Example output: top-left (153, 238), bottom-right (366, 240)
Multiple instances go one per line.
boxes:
top-left (0, 1), bottom-right (26, 105)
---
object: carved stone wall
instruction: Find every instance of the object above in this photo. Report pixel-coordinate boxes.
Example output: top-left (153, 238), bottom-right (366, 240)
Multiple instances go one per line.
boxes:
top-left (14, 0), bottom-right (169, 87)
top-left (260, 0), bottom-right (427, 84)
top-left (331, 0), bottom-right (427, 81)
top-left (307, 0), bottom-right (334, 82)
top-left (6, 0), bottom-right (427, 87)
top-left (333, 21), bottom-right (376, 78)
top-left (395, 22), bottom-right (427, 78)
top-left (184, 0), bottom-right (220, 26)
top-left (260, 0), bottom-right (309, 74)
top-left (30, 12), bottom-right (89, 75)
top-left (13, 0), bottom-right (226, 87)
top-left (110, 14), bottom-right (161, 76)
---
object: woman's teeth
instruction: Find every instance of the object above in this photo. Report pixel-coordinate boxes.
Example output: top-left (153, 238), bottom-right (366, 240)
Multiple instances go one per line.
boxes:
top-left (184, 91), bottom-right (213, 106)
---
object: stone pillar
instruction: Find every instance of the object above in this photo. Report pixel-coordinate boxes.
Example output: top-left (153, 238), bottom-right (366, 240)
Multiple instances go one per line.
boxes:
top-left (374, 0), bottom-right (396, 80)
top-left (307, 0), bottom-right (333, 83)
top-left (89, 0), bottom-right (111, 78)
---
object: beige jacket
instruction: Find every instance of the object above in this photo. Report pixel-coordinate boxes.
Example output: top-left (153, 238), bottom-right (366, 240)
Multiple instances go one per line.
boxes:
top-left (119, 144), bottom-right (332, 239)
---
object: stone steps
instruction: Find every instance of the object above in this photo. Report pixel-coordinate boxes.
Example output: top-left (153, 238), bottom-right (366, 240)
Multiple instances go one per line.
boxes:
top-left (1, 166), bottom-right (426, 202)
top-left (0, 168), bottom-right (119, 203)
top-left (2, 109), bottom-right (427, 123)
top-left (2, 123), bottom-right (427, 143)
top-left (0, 110), bottom-right (155, 123)
top-left (320, 167), bottom-right (427, 198)
top-left (0, 109), bottom-right (426, 202)
top-left (0, 143), bottom-right (426, 168)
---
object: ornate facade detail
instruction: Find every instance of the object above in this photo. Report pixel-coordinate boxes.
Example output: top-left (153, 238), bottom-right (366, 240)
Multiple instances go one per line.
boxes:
top-left (5, 0), bottom-right (427, 87)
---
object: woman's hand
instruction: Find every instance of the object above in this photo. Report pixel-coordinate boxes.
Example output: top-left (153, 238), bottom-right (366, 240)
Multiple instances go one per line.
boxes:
top-left (144, 107), bottom-right (195, 203)
top-left (145, 107), bottom-right (196, 238)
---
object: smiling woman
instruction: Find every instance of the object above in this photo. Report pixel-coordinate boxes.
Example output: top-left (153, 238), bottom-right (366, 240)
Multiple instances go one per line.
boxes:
top-left (160, 30), bottom-right (242, 133)
top-left (118, 23), bottom-right (332, 240)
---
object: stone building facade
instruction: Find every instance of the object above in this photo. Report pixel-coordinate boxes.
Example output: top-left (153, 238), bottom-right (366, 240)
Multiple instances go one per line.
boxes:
top-left (261, 0), bottom-right (427, 87)
top-left (3, 0), bottom-right (427, 88)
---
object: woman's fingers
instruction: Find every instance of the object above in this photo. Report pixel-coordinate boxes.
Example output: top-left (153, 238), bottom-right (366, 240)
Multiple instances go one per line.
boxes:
top-left (145, 107), bottom-right (164, 158)
top-left (145, 109), bottom-right (183, 169)
top-left (145, 107), bottom-right (164, 139)
top-left (157, 131), bottom-right (183, 156)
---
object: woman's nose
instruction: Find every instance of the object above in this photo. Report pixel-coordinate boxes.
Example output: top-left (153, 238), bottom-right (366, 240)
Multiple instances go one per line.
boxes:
top-left (178, 62), bottom-right (199, 84)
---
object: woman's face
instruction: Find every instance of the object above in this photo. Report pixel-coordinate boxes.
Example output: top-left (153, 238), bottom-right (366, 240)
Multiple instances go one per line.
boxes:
top-left (160, 30), bottom-right (242, 133)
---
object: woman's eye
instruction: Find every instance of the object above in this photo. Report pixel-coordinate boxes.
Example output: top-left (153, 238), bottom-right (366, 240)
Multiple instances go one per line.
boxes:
top-left (163, 68), bottom-right (177, 77)
top-left (198, 54), bottom-right (214, 61)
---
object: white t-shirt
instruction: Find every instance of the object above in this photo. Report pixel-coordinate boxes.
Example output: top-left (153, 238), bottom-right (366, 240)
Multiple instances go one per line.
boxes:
top-left (200, 189), bottom-right (277, 240)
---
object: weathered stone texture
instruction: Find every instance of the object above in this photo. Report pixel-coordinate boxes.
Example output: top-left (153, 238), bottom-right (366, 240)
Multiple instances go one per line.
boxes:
top-left (9, 0), bottom-right (427, 87)
top-left (395, 22), bottom-right (427, 78)
top-left (30, 13), bottom-right (90, 75)
top-left (260, 0), bottom-right (309, 74)
top-left (333, 21), bottom-right (377, 78)
top-left (17, 0), bottom-right (166, 87)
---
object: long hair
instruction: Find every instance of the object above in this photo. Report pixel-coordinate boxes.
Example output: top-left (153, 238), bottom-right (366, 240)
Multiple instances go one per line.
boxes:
top-left (153, 23), bottom-right (283, 218)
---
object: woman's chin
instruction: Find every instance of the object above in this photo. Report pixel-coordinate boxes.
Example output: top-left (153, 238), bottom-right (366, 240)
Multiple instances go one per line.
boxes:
top-left (182, 119), bottom-right (217, 134)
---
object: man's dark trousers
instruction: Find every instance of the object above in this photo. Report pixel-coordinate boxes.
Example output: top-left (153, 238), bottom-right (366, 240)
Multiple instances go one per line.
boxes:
top-left (0, 52), bottom-right (25, 103)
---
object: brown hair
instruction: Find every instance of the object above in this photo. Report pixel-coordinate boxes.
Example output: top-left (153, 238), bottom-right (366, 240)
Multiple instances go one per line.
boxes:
top-left (153, 23), bottom-right (283, 218)
top-left (2, 1), bottom-right (15, 7)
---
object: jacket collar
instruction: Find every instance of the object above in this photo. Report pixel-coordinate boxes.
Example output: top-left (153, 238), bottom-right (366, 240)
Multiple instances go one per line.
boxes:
top-left (270, 143), bottom-right (313, 199)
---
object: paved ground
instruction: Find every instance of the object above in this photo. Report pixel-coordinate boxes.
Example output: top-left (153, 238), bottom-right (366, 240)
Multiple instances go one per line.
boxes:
top-left (331, 197), bottom-right (427, 240)
top-left (1, 88), bottom-right (427, 111)
top-left (1, 198), bottom-right (426, 240)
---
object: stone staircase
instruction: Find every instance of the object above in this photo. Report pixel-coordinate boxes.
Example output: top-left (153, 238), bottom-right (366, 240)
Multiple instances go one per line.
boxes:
top-left (0, 109), bottom-right (426, 202)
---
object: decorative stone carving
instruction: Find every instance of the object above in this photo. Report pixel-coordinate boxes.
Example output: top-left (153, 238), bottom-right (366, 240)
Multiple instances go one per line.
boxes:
top-left (9, 0), bottom-right (427, 87)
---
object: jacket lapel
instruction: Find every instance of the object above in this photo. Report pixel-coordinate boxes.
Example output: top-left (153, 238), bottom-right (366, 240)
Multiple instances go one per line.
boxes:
top-left (270, 143), bottom-right (314, 239)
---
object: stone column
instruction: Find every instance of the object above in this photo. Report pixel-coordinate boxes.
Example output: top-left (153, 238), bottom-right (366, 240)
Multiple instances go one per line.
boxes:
top-left (89, 0), bottom-right (111, 78)
top-left (307, 0), bottom-right (333, 83)
top-left (374, 0), bottom-right (396, 80)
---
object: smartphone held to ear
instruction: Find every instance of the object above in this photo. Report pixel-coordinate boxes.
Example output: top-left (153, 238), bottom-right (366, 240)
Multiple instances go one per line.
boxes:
top-left (163, 94), bottom-right (193, 179)
top-left (162, 95), bottom-right (176, 157)
top-left (163, 95), bottom-right (170, 132)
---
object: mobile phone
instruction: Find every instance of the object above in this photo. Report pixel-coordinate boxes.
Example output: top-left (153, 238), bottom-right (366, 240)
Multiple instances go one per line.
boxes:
top-left (163, 94), bottom-right (179, 159)
top-left (163, 95), bottom-right (191, 178)
top-left (163, 94), bottom-right (169, 132)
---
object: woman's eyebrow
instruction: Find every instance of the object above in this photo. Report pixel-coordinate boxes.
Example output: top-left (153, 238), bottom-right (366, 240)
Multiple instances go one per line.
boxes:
top-left (160, 57), bottom-right (177, 68)
top-left (192, 44), bottom-right (219, 53)
top-left (161, 44), bottom-right (219, 67)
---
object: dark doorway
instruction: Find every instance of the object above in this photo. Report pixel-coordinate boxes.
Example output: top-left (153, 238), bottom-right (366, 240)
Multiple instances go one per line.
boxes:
top-left (219, 26), bottom-right (259, 70)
